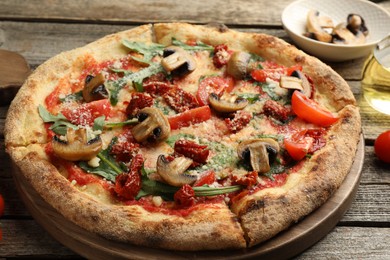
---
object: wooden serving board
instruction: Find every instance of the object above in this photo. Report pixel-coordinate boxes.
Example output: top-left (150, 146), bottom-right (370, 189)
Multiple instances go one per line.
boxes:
top-left (12, 135), bottom-right (364, 260)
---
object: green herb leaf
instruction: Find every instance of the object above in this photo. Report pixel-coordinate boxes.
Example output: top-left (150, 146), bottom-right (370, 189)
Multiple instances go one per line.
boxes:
top-left (193, 185), bottom-right (242, 196)
top-left (105, 118), bottom-right (138, 128)
top-left (93, 116), bottom-right (106, 131)
top-left (260, 84), bottom-right (282, 101)
top-left (172, 38), bottom-right (214, 52)
top-left (59, 91), bottom-right (84, 103)
top-left (122, 40), bottom-right (165, 64)
top-left (38, 105), bottom-right (78, 135)
top-left (237, 93), bottom-right (262, 103)
top-left (78, 138), bottom-right (124, 182)
top-left (107, 62), bottom-right (165, 105)
top-left (136, 175), bottom-right (179, 200)
top-left (38, 105), bottom-right (67, 122)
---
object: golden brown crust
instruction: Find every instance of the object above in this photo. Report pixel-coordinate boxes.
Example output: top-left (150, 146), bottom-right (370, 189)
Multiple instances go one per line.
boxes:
top-left (6, 22), bottom-right (361, 250)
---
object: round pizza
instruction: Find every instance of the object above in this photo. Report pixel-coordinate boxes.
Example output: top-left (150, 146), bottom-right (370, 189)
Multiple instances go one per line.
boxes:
top-left (5, 23), bottom-right (361, 251)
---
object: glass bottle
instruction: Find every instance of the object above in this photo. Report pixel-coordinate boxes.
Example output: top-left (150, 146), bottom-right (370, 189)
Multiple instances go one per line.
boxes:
top-left (361, 35), bottom-right (390, 115)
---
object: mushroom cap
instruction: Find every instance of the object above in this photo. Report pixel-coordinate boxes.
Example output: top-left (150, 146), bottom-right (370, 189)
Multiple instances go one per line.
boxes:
top-left (209, 93), bottom-right (248, 113)
top-left (226, 51), bottom-right (251, 79)
top-left (161, 46), bottom-right (197, 76)
top-left (82, 73), bottom-right (109, 102)
top-left (52, 128), bottom-right (103, 161)
top-left (237, 138), bottom-right (280, 173)
top-left (156, 155), bottom-right (197, 187)
top-left (131, 107), bottom-right (171, 143)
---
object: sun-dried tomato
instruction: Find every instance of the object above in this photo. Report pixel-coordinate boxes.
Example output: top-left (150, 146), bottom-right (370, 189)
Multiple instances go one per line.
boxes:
top-left (263, 99), bottom-right (292, 122)
top-left (174, 140), bottom-right (209, 164)
top-left (174, 184), bottom-right (196, 207)
top-left (213, 44), bottom-right (233, 68)
top-left (125, 93), bottom-right (154, 118)
top-left (225, 110), bottom-right (252, 133)
top-left (232, 171), bottom-right (258, 187)
top-left (163, 87), bottom-right (199, 113)
top-left (143, 73), bottom-right (171, 97)
top-left (114, 154), bottom-right (144, 200)
top-left (110, 127), bottom-right (140, 162)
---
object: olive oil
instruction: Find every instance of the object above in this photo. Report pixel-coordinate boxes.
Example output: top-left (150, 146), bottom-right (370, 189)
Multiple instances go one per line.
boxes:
top-left (362, 37), bottom-right (390, 116)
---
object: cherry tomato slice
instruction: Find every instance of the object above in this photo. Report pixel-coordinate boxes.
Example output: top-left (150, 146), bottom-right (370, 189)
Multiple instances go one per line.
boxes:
top-left (374, 130), bottom-right (390, 163)
top-left (284, 131), bottom-right (314, 161)
top-left (291, 91), bottom-right (339, 127)
top-left (251, 65), bottom-right (302, 82)
top-left (196, 76), bottom-right (234, 106)
top-left (168, 106), bottom-right (211, 130)
top-left (61, 99), bottom-right (111, 126)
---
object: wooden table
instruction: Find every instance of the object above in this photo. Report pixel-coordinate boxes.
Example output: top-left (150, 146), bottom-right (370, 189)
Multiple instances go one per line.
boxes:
top-left (1, 0), bottom-right (390, 258)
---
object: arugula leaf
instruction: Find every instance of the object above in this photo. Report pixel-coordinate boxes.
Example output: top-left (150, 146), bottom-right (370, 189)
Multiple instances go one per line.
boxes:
top-left (237, 93), bottom-right (262, 103)
top-left (78, 138), bottom-right (124, 182)
top-left (136, 175), bottom-right (242, 200)
top-left (193, 185), bottom-right (242, 196)
top-left (172, 38), bottom-right (214, 52)
top-left (38, 105), bottom-right (78, 135)
top-left (104, 118), bottom-right (138, 128)
top-left (59, 91), bottom-right (83, 103)
top-left (93, 116), bottom-right (106, 131)
top-left (122, 40), bottom-right (165, 64)
top-left (107, 62), bottom-right (165, 105)
top-left (261, 84), bottom-right (282, 101)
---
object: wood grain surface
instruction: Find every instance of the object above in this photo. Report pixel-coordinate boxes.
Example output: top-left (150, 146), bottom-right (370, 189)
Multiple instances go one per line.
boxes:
top-left (0, 0), bottom-right (389, 259)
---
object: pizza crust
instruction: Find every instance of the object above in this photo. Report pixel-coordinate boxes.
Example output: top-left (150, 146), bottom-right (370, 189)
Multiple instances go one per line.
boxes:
top-left (234, 105), bottom-right (361, 246)
top-left (5, 23), bottom-right (361, 251)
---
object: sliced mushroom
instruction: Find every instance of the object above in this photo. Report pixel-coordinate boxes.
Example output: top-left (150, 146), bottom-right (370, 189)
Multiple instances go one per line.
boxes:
top-left (209, 93), bottom-right (248, 113)
top-left (306, 10), bottom-right (332, 43)
top-left (289, 70), bottom-right (312, 98)
top-left (52, 128), bottom-right (102, 161)
top-left (347, 14), bottom-right (368, 36)
top-left (237, 138), bottom-right (280, 173)
top-left (161, 46), bottom-right (196, 76)
top-left (83, 73), bottom-right (109, 102)
top-left (156, 155), bottom-right (197, 187)
top-left (131, 107), bottom-right (170, 143)
top-left (332, 23), bottom-right (366, 44)
top-left (226, 51), bottom-right (251, 79)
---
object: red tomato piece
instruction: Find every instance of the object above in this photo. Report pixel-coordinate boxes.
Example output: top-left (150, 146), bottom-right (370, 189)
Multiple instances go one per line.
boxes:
top-left (168, 106), bottom-right (211, 130)
top-left (196, 76), bottom-right (234, 106)
top-left (284, 131), bottom-right (314, 161)
top-left (174, 140), bottom-right (209, 164)
top-left (374, 130), bottom-right (390, 163)
top-left (163, 87), bottom-right (199, 113)
top-left (0, 194), bottom-right (4, 217)
top-left (232, 171), bottom-right (259, 187)
top-left (251, 65), bottom-right (303, 82)
top-left (125, 93), bottom-right (154, 117)
top-left (291, 91), bottom-right (339, 127)
top-left (114, 154), bottom-right (143, 200)
top-left (193, 170), bottom-right (216, 187)
top-left (61, 99), bottom-right (111, 126)
top-left (174, 184), bottom-right (196, 207)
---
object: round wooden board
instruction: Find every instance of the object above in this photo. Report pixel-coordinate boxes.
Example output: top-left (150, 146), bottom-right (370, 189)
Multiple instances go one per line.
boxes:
top-left (12, 135), bottom-right (364, 260)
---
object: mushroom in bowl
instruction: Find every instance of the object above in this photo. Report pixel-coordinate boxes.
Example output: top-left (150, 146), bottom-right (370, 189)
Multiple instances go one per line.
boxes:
top-left (281, 0), bottom-right (390, 61)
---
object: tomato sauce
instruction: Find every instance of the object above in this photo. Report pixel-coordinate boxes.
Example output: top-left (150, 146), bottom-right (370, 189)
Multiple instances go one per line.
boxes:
top-left (124, 196), bottom-right (224, 217)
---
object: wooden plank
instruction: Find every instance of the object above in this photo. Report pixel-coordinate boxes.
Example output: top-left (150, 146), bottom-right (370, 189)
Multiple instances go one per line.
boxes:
top-left (0, 0), bottom-right (295, 26)
top-left (0, 219), bottom-right (81, 258)
top-left (0, 21), bottom-right (365, 80)
top-left (295, 226), bottom-right (390, 259)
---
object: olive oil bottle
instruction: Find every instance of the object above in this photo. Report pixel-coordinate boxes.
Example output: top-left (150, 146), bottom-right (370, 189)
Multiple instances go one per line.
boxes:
top-left (362, 36), bottom-right (390, 116)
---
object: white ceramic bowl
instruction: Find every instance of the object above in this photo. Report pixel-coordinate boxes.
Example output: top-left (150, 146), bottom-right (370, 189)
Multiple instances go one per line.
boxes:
top-left (281, 0), bottom-right (390, 62)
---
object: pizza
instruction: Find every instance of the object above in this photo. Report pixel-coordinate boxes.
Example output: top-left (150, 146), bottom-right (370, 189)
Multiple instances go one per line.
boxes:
top-left (5, 23), bottom-right (361, 251)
